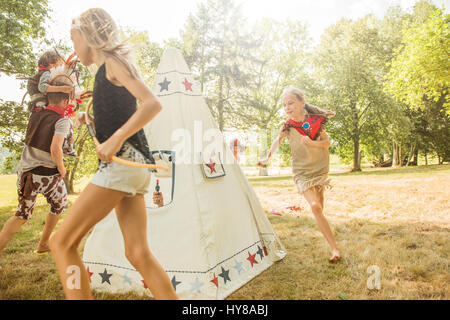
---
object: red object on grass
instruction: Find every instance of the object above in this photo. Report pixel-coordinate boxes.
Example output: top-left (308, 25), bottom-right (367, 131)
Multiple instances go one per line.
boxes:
top-left (271, 209), bottom-right (282, 216)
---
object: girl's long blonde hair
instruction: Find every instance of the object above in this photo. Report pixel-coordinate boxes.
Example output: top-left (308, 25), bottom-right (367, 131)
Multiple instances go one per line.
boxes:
top-left (71, 8), bottom-right (140, 79)
top-left (282, 86), bottom-right (336, 119)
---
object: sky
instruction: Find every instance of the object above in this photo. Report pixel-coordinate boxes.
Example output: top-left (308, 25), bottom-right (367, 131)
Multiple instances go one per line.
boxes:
top-left (1, 0), bottom-right (448, 102)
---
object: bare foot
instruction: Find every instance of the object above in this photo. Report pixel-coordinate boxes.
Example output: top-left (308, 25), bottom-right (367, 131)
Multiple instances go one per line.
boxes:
top-left (329, 250), bottom-right (341, 263)
top-left (35, 243), bottom-right (50, 254)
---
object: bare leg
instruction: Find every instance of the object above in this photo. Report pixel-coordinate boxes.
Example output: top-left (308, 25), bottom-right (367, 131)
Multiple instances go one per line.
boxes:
top-left (0, 216), bottom-right (27, 256)
top-left (115, 195), bottom-right (178, 300)
top-left (36, 213), bottom-right (61, 253)
top-left (49, 184), bottom-right (126, 300)
top-left (303, 187), bottom-right (340, 261)
top-left (317, 185), bottom-right (324, 210)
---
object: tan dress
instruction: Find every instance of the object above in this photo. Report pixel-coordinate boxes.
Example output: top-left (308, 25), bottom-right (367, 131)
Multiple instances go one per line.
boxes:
top-left (286, 127), bottom-right (331, 194)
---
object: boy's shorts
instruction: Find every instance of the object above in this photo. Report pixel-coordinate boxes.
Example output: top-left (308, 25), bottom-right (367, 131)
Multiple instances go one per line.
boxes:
top-left (90, 143), bottom-right (151, 197)
top-left (16, 170), bottom-right (68, 220)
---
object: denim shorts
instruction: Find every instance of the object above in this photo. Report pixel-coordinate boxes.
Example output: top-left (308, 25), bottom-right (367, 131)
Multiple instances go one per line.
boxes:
top-left (90, 143), bottom-right (151, 196)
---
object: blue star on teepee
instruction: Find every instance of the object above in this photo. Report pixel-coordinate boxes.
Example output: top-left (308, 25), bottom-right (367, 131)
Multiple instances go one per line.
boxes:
top-left (171, 275), bottom-right (182, 291)
top-left (122, 272), bottom-right (132, 286)
top-left (218, 266), bottom-right (231, 284)
top-left (189, 277), bottom-right (204, 293)
top-left (233, 260), bottom-right (245, 275)
top-left (158, 77), bottom-right (171, 92)
top-left (256, 245), bottom-right (264, 261)
top-left (99, 268), bottom-right (113, 285)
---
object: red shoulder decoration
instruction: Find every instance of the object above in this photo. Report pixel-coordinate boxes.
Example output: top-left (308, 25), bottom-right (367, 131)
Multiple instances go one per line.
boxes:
top-left (45, 105), bottom-right (75, 118)
top-left (283, 116), bottom-right (327, 140)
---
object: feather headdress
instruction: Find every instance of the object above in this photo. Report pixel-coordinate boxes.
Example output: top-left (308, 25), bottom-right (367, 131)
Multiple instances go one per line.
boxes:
top-left (48, 62), bottom-right (82, 98)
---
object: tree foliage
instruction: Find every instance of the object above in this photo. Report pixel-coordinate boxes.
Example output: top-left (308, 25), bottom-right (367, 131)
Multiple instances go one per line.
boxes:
top-left (385, 7), bottom-right (450, 113)
top-left (313, 16), bottom-right (392, 171)
top-left (0, 0), bottom-right (49, 76)
top-left (1, 0), bottom-right (449, 178)
top-left (180, 0), bottom-right (257, 131)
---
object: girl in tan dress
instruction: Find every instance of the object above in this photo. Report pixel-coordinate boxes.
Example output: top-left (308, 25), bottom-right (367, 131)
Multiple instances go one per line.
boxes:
top-left (259, 87), bottom-right (341, 262)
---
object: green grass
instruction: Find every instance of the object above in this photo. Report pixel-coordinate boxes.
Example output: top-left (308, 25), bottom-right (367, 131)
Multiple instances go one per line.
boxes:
top-left (0, 165), bottom-right (449, 300)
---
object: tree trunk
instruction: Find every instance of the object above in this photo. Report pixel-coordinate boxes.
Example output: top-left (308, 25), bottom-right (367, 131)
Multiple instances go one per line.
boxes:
top-left (412, 147), bottom-right (419, 166)
top-left (200, 47), bottom-right (205, 93)
top-left (259, 149), bottom-right (269, 176)
top-left (63, 171), bottom-right (73, 194)
top-left (258, 129), bottom-right (271, 177)
top-left (217, 44), bottom-right (225, 132)
top-left (406, 141), bottom-right (416, 167)
top-left (398, 141), bottom-right (403, 167)
top-left (65, 129), bottom-right (90, 194)
top-left (424, 152), bottom-right (428, 165)
top-left (352, 136), bottom-right (362, 172)
top-left (392, 139), bottom-right (398, 167)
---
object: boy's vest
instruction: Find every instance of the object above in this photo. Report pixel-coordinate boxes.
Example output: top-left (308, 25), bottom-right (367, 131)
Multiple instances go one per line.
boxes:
top-left (24, 109), bottom-right (62, 153)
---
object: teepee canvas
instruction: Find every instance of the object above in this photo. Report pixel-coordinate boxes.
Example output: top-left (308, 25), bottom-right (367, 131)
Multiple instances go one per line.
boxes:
top-left (82, 48), bottom-right (286, 300)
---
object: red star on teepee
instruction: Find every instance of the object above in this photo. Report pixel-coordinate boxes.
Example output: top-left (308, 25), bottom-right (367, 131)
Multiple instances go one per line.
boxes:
top-left (182, 78), bottom-right (193, 91)
top-left (142, 280), bottom-right (148, 289)
top-left (210, 274), bottom-right (219, 288)
top-left (87, 267), bottom-right (94, 283)
top-left (247, 251), bottom-right (258, 267)
top-left (205, 160), bottom-right (216, 173)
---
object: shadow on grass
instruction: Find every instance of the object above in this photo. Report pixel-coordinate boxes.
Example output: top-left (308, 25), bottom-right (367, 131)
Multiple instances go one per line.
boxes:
top-left (229, 214), bottom-right (449, 300)
top-left (248, 165), bottom-right (450, 184)
top-left (329, 164), bottom-right (449, 178)
top-left (0, 210), bottom-right (448, 300)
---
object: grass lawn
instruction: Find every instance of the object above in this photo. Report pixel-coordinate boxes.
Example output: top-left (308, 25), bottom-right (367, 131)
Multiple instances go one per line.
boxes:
top-left (0, 165), bottom-right (449, 300)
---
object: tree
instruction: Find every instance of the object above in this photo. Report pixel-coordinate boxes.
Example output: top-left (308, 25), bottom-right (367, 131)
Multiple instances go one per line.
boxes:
top-left (0, 100), bottom-right (28, 172)
top-left (0, 0), bottom-right (49, 76)
top-left (314, 16), bottom-right (392, 171)
top-left (123, 29), bottom-right (164, 85)
top-left (229, 19), bottom-right (313, 173)
top-left (180, 0), bottom-right (257, 131)
top-left (232, 19), bottom-right (311, 131)
top-left (0, 0), bottom-right (50, 173)
top-left (383, 3), bottom-right (449, 165)
top-left (385, 7), bottom-right (449, 113)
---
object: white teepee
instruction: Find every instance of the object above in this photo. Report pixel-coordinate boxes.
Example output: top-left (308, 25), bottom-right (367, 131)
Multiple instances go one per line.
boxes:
top-left (82, 48), bottom-right (286, 300)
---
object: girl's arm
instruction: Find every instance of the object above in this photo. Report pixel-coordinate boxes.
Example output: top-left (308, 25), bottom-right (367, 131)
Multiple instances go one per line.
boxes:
top-left (301, 130), bottom-right (331, 149)
top-left (258, 128), bottom-right (288, 166)
top-left (38, 71), bottom-right (52, 93)
top-left (96, 57), bottom-right (162, 162)
top-left (38, 71), bottom-right (73, 96)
